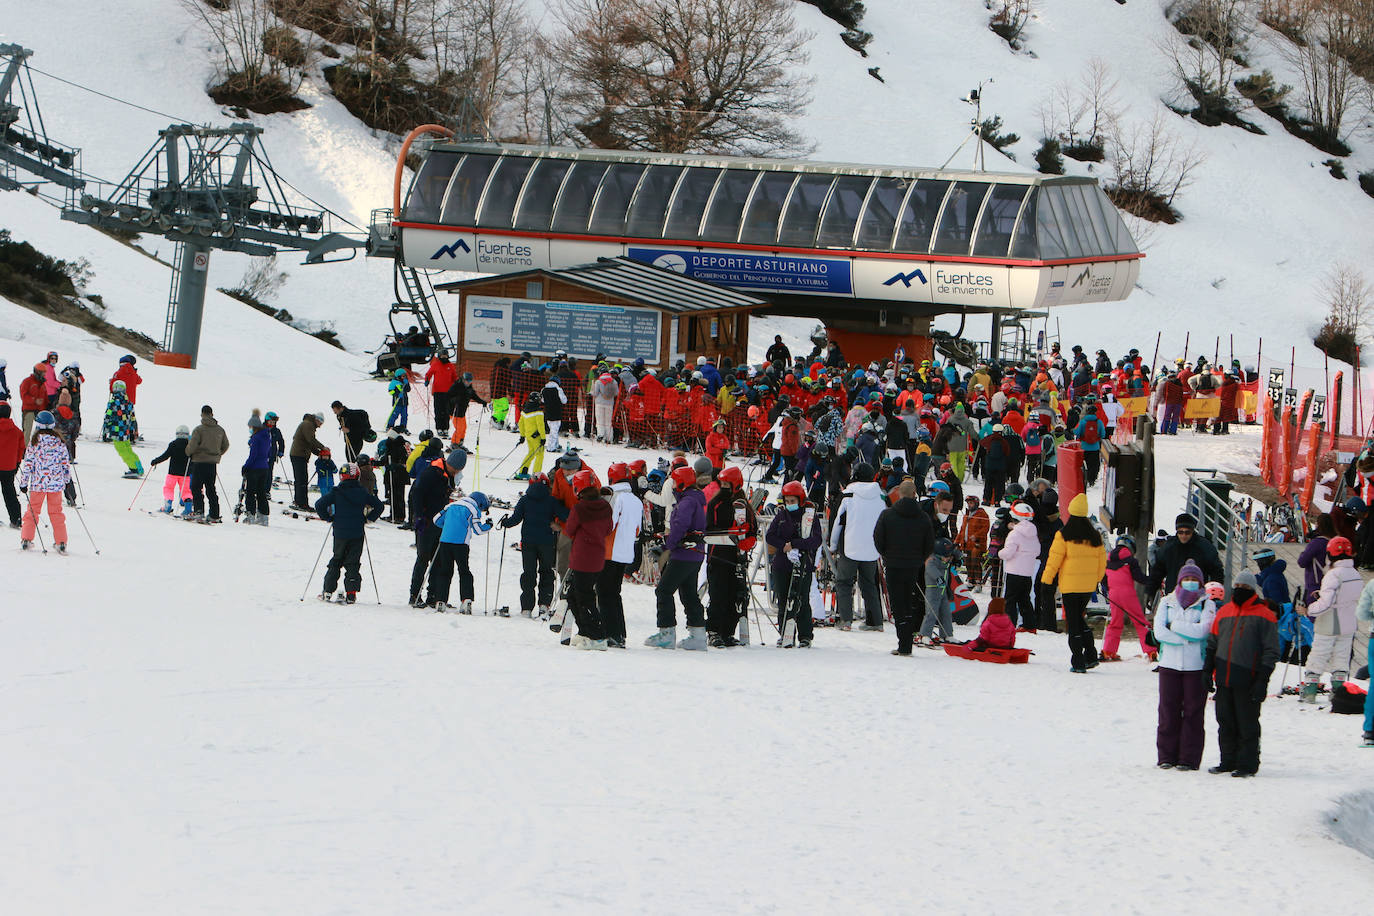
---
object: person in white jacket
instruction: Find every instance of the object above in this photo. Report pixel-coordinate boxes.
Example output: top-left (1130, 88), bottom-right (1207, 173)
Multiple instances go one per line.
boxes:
top-left (541, 378), bottom-right (568, 452)
top-left (1300, 537), bottom-right (1365, 702)
top-left (828, 466), bottom-right (887, 631)
top-left (1152, 561), bottom-right (1218, 770)
top-left (600, 463), bottom-right (642, 649)
top-left (998, 501), bottom-right (1042, 631)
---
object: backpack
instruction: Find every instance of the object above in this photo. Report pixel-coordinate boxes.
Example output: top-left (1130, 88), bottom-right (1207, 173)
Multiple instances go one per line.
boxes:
top-left (1330, 681), bottom-right (1367, 715)
top-left (1080, 420), bottom-right (1100, 446)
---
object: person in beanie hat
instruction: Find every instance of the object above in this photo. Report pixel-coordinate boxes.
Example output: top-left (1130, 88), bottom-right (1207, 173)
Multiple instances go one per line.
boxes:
top-left (315, 462), bottom-right (385, 603)
top-left (1204, 570), bottom-right (1280, 776)
top-left (241, 409), bottom-right (273, 525)
top-left (185, 405), bottom-right (230, 522)
top-left (1146, 512), bottom-right (1223, 596)
top-left (1153, 560), bottom-right (1218, 770)
top-left (149, 425), bottom-right (194, 515)
top-left (1040, 492), bottom-right (1107, 672)
top-left (18, 410), bottom-right (71, 552)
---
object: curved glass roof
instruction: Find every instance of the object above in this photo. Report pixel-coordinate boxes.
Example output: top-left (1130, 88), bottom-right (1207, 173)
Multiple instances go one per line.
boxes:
top-left (403, 142), bottom-right (1139, 261)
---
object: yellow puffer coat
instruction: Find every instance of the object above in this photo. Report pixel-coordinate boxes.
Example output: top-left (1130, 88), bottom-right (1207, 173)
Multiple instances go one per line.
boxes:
top-left (1040, 532), bottom-right (1107, 594)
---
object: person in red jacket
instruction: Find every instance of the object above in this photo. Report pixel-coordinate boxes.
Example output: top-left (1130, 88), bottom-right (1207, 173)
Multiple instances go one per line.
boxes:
top-left (562, 470), bottom-right (613, 649)
top-left (1215, 373), bottom-right (1238, 436)
top-left (779, 407), bottom-right (802, 478)
top-left (705, 419), bottom-right (730, 469)
top-left (110, 355), bottom-right (142, 404)
top-left (0, 402), bottom-right (25, 527)
top-left (964, 599), bottom-right (1016, 650)
top-left (19, 363), bottom-right (49, 440)
top-left (423, 351), bottom-right (460, 436)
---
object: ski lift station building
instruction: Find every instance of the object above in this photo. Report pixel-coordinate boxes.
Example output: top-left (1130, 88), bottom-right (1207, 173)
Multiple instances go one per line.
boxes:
top-left (388, 141), bottom-right (1142, 364)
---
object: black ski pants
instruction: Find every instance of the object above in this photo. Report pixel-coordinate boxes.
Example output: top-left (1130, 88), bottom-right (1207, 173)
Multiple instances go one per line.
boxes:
top-left (1215, 684), bottom-right (1264, 773)
top-left (520, 541), bottom-right (557, 612)
top-left (0, 468), bottom-right (21, 526)
top-left (982, 469), bottom-right (1007, 506)
top-left (705, 551), bottom-right (743, 637)
top-left (598, 559), bottom-right (627, 643)
top-left (655, 558), bottom-right (705, 628)
top-left (884, 564), bottom-right (921, 653)
top-left (1062, 591), bottom-right (1097, 669)
top-left (570, 568), bottom-right (605, 640)
top-left (189, 461), bottom-right (220, 519)
top-left (386, 467), bottom-right (407, 523)
top-left (427, 542), bottom-right (473, 605)
top-left (291, 455), bottom-right (311, 508)
top-left (410, 522), bottom-right (441, 602)
top-left (243, 467), bottom-right (270, 516)
top-left (1004, 573), bottom-right (1035, 628)
top-left (433, 389), bottom-right (451, 434)
top-left (1083, 449), bottom-right (1102, 487)
top-left (323, 535), bottom-right (364, 594)
top-left (776, 563), bottom-right (814, 641)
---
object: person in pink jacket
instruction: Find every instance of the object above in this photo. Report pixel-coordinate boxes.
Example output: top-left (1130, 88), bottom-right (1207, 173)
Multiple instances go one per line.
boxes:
top-left (965, 600), bottom-right (1016, 650)
top-left (998, 501), bottom-right (1043, 631)
top-left (18, 410), bottom-right (71, 553)
top-left (1102, 535), bottom-right (1153, 661)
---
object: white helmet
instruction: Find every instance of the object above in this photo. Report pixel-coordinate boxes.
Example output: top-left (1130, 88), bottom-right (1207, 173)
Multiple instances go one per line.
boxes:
top-left (1010, 502), bottom-right (1035, 522)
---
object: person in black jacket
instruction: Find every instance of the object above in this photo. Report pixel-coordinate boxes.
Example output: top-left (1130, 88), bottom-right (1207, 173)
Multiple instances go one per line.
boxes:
top-left (330, 400), bottom-right (373, 460)
top-left (1145, 513), bottom-right (1224, 597)
top-left (408, 452), bottom-right (460, 606)
top-left (381, 427), bottom-right (411, 525)
top-left (315, 464), bottom-right (385, 603)
top-left (499, 475), bottom-right (569, 617)
top-left (875, 479), bottom-right (937, 655)
top-left (765, 335), bottom-right (791, 367)
top-left (1204, 571), bottom-right (1281, 776)
top-left (1030, 477), bottom-right (1062, 632)
top-left (149, 424), bottom-right (192, 515)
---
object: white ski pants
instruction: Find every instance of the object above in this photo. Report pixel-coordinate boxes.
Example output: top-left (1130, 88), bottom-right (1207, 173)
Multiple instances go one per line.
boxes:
top-left (1305, 633), bottom-right (1356, 680)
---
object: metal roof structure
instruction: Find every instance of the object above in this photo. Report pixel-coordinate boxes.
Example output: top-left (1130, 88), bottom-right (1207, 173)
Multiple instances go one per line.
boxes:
top-left (434, 256), bottom-right (766, 313)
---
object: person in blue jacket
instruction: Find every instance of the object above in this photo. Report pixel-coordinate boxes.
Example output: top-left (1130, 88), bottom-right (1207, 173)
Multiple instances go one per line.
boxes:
top-left (424, 491), bottom-right (492, 613)
top-left (499, 475), bottom-right (569, 618)
top-left (1252, 547), bottom-right (1291, 607)
top-left (241, 411), bottom-right (274, 526)
top-left (1073, 405), bottom-right (1107, 488)
top-left (315, 463), bottom-right (385, 603)
top-left (387, 369), bottom-right (410, 431)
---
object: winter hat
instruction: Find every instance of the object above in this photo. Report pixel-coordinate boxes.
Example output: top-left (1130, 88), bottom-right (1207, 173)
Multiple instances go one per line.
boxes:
top-left (1232, 570), bottom-right (1259, 592)
top-left (34, 410), bottom-right (55, 429)
top-left (853, 462), bottom-right (874, 482)
top-left (1068, 493), bottom-right (1089, 517)
top-left (692, 456), bottom-right (713, 477)
top-left (1177, 561), bottom-right (1204, 588)
top-left (1174, 513), bottom-right (1197, 530)
top-left (248, 409), bottom-right (264, 431)
top-left (175, 425), bottom-right (190, 438)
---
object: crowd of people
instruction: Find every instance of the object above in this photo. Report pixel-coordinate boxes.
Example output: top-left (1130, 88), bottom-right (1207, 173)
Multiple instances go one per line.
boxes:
top-left (4, 332), bottom-right (1371, 764)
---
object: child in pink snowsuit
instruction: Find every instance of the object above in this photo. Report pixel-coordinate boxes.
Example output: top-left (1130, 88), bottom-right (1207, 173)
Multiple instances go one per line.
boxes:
top-left (1102, 539), bottom-right (1152, 660)
top-left (965, 600), bottom-right (1016, 650)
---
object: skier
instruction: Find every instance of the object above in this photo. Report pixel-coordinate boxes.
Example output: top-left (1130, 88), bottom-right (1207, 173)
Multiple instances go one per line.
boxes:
top-left (513, 392), bottom-right (546, 480)
top-left (602, 462), bottom-right (643, 647)
top-left (386, 368), bottom-right (411, 431)
top-left (315, 463), bottom-right (385, 604)
top-left (541, 377), bottom-right (568, 451)
top-left (954, 495), bottom-right (990, 590)
top-left (423, 351), bottom-right (458, 437)
top-left (1073, 408), bottom-right (1106, 487)
top-left (1204, 570), bottom-right (1280, 777)
top-left (1040, 493), bottom-right (1107, 672)
top-left (103, 380), bottom-right (142, 479)
top-left (646, 464), bottom-right (708, 649)
top-left (185, 406), bottom-right (230, 523)
top-left (703, 464), bottom-right (758, 647)
top-left (19, 363), bottom-right (47, 440)
top-left (330, 400), bottom-right (374, 461)
top-left (1357, 581), bottom-right (1374, 745)
top-left (407, 451), bottom-right (462, 607)
top-left (563, 470), bottom-right (613, 649)
top-left (592, 371), bottom-right (619, 443)
top-left (315, 448), bottom-right (337, 497)
top-left (424, 490), bottom-right (492, 613)
top-left (0, 403), bottom-right (23, 528)
top-left (1145, 513), bottom-right (1224, 597)
top-left (829, 462), bottom-right (887, 631)
top-left (1299, 536), bottom-right (1364, 703)
top-left (288, 412), bottom-right (327, 510)
top-left (241, 411), bottom-right (273, 525)
top-left (498, 473), bottom-right (566, 619)
top-left (148, 425), bottom-right (193, 515)
top-left (381, 427), bottom-right (411, 525)
top-left (110, 354), bottom-right (142, 405)
top-left (18, 410), bottom-right (70, 552)
top-left (448, 372), bottom-right (486, 447)
top-left (1101, 534), bottom-right (1153, 661)
top-left (874, 477), bottom-right (936, 656)
top-left (915, 538), bottom-right (956, 647)
top-left (1153, 561), bottom-right (1217, 770)
top-left (765, 480), bottom-right (822, 648)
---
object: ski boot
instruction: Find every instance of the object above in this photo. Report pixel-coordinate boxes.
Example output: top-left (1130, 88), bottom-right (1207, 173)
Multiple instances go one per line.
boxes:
top-left (643, 627), bottom-right (677, 648)
top-left (537, 604), bottom-right (550, 620)
top-left (410, 595), bottom-right (427, 609)
top-left (344, 592), bottom-right (357, 605)
top-left (435, 601), bottom-right (449, 613)
top-left (257, 514), bottom-right (269, 527)
top-left (55, 543), bottom-right (67, 555)
top-left (181, 500), bottom-right (194, 517)
top-left (122, 469), bottom-right (142, 479)
top-left (244, 512), bottom-right (257, 525)
top-left (679, 626), bottom-right (708, 650)
top-left (798, 638), bottom-right (812, 648)
top-left (459, 599), bottom-right (474, 615)
top-left (859, 623), bottom-right (883, 632)
top-left (1099, 652), bottom-right (1122, 662)
top-left (162, 499), bottom-right (174, 513)
top-left (520, 608), bottom-right (533, 618)
top-left (496, 607), bottom-right (510, 617)
top-left (20, 539), bottom-right (33, 550)
top-left (318, 591), bottom-right (335, 603)
top-left (1300, 681), bottom-right (1320, 704)
top-left (1362, 732), bottom-right (1374, 747)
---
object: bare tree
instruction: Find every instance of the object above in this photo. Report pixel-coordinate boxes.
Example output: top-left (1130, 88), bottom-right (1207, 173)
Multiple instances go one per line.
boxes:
top-left (1275, 0), bottom-right (1361, 149)
top-left (1106, 111), bottom-right (1206, 222)
top-left (1162, 0), bottom-right (1250, 121)
top-left (236, 254), bottom-right (290, 303)
top-left (552, 0), bottom-right (815, 155)
top-left (988, 0), bottom-right (1034, 48)
top-left (428, 0), bottom-right (533, 135)
top-left (1314, 261), bottom-right (1372, 363)
top-left (1037, 57), bottom-right (1120, 159)
top-left (181, 0), bottom-right (309, 101)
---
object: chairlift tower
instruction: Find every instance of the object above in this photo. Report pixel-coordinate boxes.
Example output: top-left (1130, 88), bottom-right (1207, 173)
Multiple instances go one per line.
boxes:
top-left (0, 43), bottom-right (84, 191)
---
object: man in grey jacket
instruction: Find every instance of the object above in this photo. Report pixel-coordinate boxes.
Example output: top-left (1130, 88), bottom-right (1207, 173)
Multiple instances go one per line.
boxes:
top-left (185, 405), bottom-right (230, 522)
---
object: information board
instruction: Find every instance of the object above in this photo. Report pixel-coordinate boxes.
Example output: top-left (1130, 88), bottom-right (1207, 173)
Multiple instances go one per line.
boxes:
top-left (464, 295), bottom-right (661, 362)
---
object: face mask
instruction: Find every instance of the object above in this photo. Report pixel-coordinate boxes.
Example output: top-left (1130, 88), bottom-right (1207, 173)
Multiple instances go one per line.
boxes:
top-left (937, 512), bottom-right (949, 522)
top-left (785, 500), bottom-right (799, 511)
top-left (1180, 580), bottom-right (1200, 591)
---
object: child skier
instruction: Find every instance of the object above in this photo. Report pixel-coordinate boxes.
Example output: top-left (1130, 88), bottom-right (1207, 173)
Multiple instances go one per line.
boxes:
top-left (916, 538), bottom-right (956, 646)
top-left (705, 419), bottom-right (730, 470)
top-left (424, 490), bottom-right (493, 613)
top-left (315, 448), bottom-right (337, 497)
top-left (387, 368), bottom-right (411, 431)
top-left (1101, 534), bottom-right (1153, 661)
top-left (513, 392), bottom-right (546, 480)
top-left (103, 379), bottom-right (142, 478)
top-left (765, 480), bottom-right (821, 648)
top-left (148, 425), bottom-right (193, 515)
top-left (18, 410), bottom-right (71, 553)
top-left (314, 463), bottom-right (385, 604)
top-left (955, 495), bottom-right (990, 589)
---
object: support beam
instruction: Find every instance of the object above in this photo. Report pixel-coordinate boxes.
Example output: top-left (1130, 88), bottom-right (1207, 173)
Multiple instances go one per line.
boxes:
top-left (170, 243), bottom-right (211, 369)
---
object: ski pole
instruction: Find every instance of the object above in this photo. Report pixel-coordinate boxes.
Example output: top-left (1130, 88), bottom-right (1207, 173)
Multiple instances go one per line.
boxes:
top-left (71, 465), bottom-right (86, 507)
top-left (363, 530), bottom-right (382, 605)
top-left (33, 515), bottom-right (47, 554)
top-left (300, 525), bottom-right (332, 601)
top-left (70, 505), bottom-right (100, 555)
top-left (125, 466), bottom-right (150, 511)
top-left (486, 438), bottom-right (524, 478)
top-left (493, 520), bottom-right (508, 613)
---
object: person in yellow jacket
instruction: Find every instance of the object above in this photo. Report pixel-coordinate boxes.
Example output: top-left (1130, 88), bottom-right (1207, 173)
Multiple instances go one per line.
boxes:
top-left (1041, 492), bottom-right (1108, 672)
top-left (716, 384), bottom-right (735, 417)
top-left (513, 392), bottom-right (547, 480)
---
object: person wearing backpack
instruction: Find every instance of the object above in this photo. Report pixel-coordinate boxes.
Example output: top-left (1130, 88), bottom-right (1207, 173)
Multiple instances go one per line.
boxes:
top-left (330, 400), bottom-right (374, 460)
top-left (1074, 409), bottom-right (1107, 487)
top-left (1299, 536), bottom-right (1364, 703)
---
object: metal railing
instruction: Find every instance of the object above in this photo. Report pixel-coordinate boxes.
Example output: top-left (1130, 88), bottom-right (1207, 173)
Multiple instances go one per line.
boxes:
top-left (1182, 467), bottom-right (1252, 589)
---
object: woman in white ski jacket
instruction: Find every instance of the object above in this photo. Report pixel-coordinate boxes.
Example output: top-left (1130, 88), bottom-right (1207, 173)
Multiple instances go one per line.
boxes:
top-left (1301, 537), bottom-right (1365, 702)
top-left (1152, 561), bottom-right (1217, 770)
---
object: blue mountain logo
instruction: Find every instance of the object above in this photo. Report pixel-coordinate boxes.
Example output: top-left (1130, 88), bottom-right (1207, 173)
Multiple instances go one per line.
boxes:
top-left (883, 269), bottom-right (927, 288)
top-left (431, 239), bottom-right (471, 259)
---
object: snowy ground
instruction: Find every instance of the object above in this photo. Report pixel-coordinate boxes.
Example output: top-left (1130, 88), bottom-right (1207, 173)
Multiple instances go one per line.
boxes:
top-left (3, 336), bottom-right (1372, 912)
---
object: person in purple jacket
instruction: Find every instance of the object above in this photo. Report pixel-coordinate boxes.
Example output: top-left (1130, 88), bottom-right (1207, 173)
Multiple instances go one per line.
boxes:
top-left (1297, 514), bottom-right (1334, 603)
top-left (240, 410), bottom-right (274, 526)
top-left (766, 480), bottom-right (823, 647)
top-left (645, 464), bottom-right (710, 650)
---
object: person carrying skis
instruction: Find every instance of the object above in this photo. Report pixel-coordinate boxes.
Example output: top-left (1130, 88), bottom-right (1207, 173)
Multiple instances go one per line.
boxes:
top-left (149, 425), bottom-right (193, 515)
top-left (703, 465), bottom-right (758, 647)
top-left (498, 473), bottom-right (567, 619)
top-left (766, 480), bottom-right (822, 648)
top-left (1204, 570), bottom-right (1280, 777)
top-left (513, 392), bottom-right (546, 480)
top-left (1298, 536), bottom-right (1364, 703)
top-left (874, 477), bottom-right (936, 655)
top-left (241, 410), bottom-right (273, 525)
top-left (1100, 534), bottom-right (1153, 661)
top-left (1153, 561), bottom-right (1218, 770)
top-left (103, 380), bottom-right (143, 479)
top-left (18, 410), bottom-right (70, 552)
top-left (185, 406), bottom-right (230, 523)
top-left (646, 464), bottom-right (709, 649)
top-left (408, 451), bottom-right (462, 607)
top-left (563, 471), bottom-right (613, 649)
top-left (315, 463), bottom-right (385, 604)
top-left (424, 490), bottom-right (492, 614)
top-left (386, 368), bottom-right (411, 431)
top-left (602, 462), bottom-right (643, 647)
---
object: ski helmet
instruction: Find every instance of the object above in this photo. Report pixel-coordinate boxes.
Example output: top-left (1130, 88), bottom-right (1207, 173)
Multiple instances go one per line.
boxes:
top-left (606, 462), bottom-right (630, 485)
top-left (670, 466), bottom-right (697, 491)
top-left (394, 368), bottom-right (407, 379)
top-left (34, 410), bottom-right (55, 429)
top-left (1116, 534), bottom-right (1136, 554)
top-left (1328, 536), bottom-right (1355, 558)
top-left (1205, 582), bottom-right (1226, 601)
top-left (319, 447), bottom-right (331, 458)
top-left (526, 392), bottom-right (543, 409)
top-left (119, 354), bottom-right (136, 365)
top-left (629, 459), bottom-right (647, 478)
top-left (471, 492), bottom-right (490, 513)
top-left (339, 463), bottom-right (359, 480)
top-left (718, 466), bottom-right (744, 488)
top-left (264, 411), bottom-right (278, 423)
top-left (780, 480), bottom-right (806, 500)
top-left (928, 480), bottom-right (951, 497)
top-left (1251, 547), bottom-right (1276, 565)
top-left (1010, 502), bottom-right (1035, 522)
top-left (572, 470), bottom-right (597, 493)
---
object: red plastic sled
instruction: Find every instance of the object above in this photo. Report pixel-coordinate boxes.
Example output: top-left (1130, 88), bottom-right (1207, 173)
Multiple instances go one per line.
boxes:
top-left (942, 644), bottom-right (1032, 664)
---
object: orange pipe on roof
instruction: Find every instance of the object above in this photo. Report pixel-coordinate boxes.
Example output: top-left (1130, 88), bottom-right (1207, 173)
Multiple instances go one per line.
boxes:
top-left (393, 124), bottom-right (455, 217)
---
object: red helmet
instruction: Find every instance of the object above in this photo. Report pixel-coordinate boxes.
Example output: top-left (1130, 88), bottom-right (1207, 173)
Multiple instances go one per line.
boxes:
top-left (572, 469), bottom-right (598, 493)
top-left (781, 480), bottom-right (806, 500)
top-left (671, 466), bottom-right (698, 490)
top-left (1328, 535), bottom-right (1355, 558)
top-left (319, 447), bottom-right (331, 458)
top-left (339, 463), bottom-right (359, 480)
top-left (629, 459), bottom-right (647, 477)
top-left (718, 466), bottom-right (744, 488)
top-left (607, 462), bottom-right (630, 484)
top-left (671, 456), bottom-right (688, 469)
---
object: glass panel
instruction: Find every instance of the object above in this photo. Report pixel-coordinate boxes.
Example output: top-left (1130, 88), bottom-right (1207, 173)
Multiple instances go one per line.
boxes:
top-left (893, 179), bottom-right (950, 252)
top-left (931, 181), bottom-right (991, 256)
top-left (405, 151), bottom-right (460, 222)
top-left (625, 165), bottom-right (683, 238)
top-left (439, 153), bottom-right (499, 225)
top-left (1085, 184), bottom-right (1125, 253)
top-left (1034, 188), bottom-right (1069, 260)
top-left (551, 161), bottom-right (610, 233)
top-left (475, 156), bottom-right (535, 229)
top-left (777, 174), bottom-right (835, 247)
top-left (701, 170), bottom-right (760, 242)
top-left (513, 158), bottom-right (571, 231)
top-left (739, 172), bottom-right (796, 244)
top-left (855, 177), bottom-right (909, 250)
top-left (1094, 185), bottom-right (1133, 253)
top-left (1044, 186), bottom-right (1084, 257)
top-left (1009, 188), bottom-right (1039, 259)
top-left (972, 184), bottom-right (1029, 257)
top-left (1063, 184), bottom-right (1104, 255)
top-left (664, 167), bottom-right (722, 238)
top-left (587, 162), bottom-right (647, 235)
top-left (816, 176), bottom-right (874, 247)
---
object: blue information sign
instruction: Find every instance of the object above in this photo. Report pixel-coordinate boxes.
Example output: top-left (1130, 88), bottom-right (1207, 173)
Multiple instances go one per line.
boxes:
top-left (628, 247), bottom-right (852, 294)
top-left (465, 296), bottom-right (661, 362)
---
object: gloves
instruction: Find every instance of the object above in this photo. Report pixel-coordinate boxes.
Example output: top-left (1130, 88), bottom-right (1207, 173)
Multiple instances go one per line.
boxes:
top-left (787, 549), bottom-right (801, 563)
top-left (19, 485), bottom-right (27, 494)
top-left (1251, 671), bottom-right (1272, 704)
top-left (499, 513), bottom-right (512, 527)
